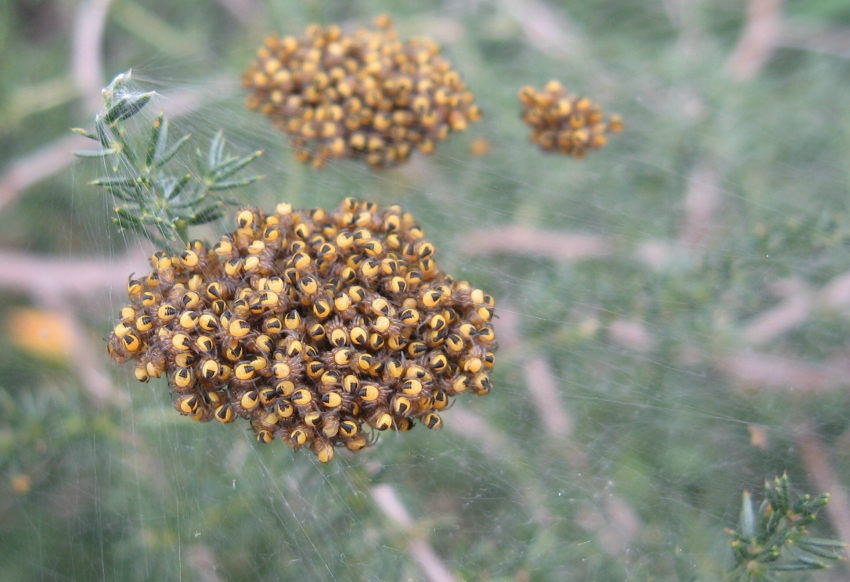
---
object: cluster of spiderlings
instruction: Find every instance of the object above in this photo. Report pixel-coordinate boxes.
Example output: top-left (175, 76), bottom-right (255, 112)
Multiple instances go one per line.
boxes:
top-left (519, 80), bottom-right (623, 158)
top-left (106, 198), bottom-right (496, 462)
top-left (242, 15), bottom-right (482, 169)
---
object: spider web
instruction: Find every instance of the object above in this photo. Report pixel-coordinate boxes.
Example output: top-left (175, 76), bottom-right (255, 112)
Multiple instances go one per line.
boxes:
top-left (3, 1), bottom-right (850, 581)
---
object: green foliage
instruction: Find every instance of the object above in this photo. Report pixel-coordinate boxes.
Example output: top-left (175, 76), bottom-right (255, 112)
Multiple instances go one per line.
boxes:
top-left (3, 1), bottom-right (850, 581)
top-left (725, 474), bottom-right (844, 581)
top-left (72, 71), bottom-right (262, 249)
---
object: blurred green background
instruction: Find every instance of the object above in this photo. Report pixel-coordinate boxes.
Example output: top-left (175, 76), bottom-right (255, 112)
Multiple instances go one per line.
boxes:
top-left (3, 0), bottom-right (850, 579)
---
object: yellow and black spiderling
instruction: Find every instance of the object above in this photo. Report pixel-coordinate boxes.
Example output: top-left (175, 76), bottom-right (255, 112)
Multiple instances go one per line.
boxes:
top-left (106, 198), bottom-right (496, 462)
top-left (519, 80), bottom-right (623, 158)
top-left (242, 15), bottom-right (482, 169)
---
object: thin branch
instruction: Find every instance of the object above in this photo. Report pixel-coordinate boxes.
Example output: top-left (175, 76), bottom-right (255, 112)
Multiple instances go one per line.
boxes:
top-left (212, 0), bottom-right (263, 26)
top-left (523, 355), bottom-right (574, 439)
top-left (185, 545), bottom-right (223, 582)
top-left (742, 292), bottom-right (812, 345)
top-left (0, 134), bottom-right (89, 214)
top-left (72, 0), bottom-right (112, 113)
top-left (495, 0), bottom-right (585, 61)
top-left (523, 354), bottom-right (588, 470)
top-left (0, 249), bottom-right (148, 297)
top-left (459, 227), bottom-right (613, 261)
top-left (795, 423), bottom-right (850, 563)
top-left (717, 352), bottom-right (850, 392)
top-left (36, 293), bottom-right (129, 406)
top-left (727, 0), bottom-right (783, 81)
top-left (444, 405), bottom-right (514, 463)
top-left (370, 484), bottom-right (457, 582)
top-left (779, 19), bottom-right (850, 59)
top-left (461, 225), bottom-right (696, 272)
top-left (109, 0), bottom-right (206, 59)
top-left (742, 269), bottom-right (850, 346)
top-left (598, 496), bottom-right (644, 556)
top-left (0, 73), bottom-right (234, 218)
top-left (608, 318), bottom-right (654, 354)
top-left (678, 160), bottom-right (722, 249)
top-left (661, 0), bottom-right (706, 60)
top-left (443, 404), bottom-right (552, 526)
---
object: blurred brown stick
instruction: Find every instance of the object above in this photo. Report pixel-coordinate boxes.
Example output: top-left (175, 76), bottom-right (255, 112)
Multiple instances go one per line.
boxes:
top-left (72, 0), bottom-right (112, 112)
top-left (678, 161), bottom-right (722, 249)
top-left (459, 227), bottom-right (613, 261)
top-left (796, 424), bottom-right (850, 560)
top-left (0, 134), bottom-right (88, 215)
top-left (0, 249), bottom-right (147, 297)
top-left (728, 0), bottom-right (783, 80)
top-left (718, 352), bottom-right (850, 392)
top-left (743, 270), bottom-right (850, 345)
top-left (371, 484), bottom-right (457, 582)
top-left (779, 20), bottom-right (850, 59)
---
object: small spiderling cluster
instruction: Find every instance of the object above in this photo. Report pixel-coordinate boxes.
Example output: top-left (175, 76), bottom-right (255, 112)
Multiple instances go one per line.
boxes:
top-left (106, 198), bottom-right (496, 462)
top-left (242, 15), bottom-right (482, 169)
top-left (519, 80), bottom-right (623, 158)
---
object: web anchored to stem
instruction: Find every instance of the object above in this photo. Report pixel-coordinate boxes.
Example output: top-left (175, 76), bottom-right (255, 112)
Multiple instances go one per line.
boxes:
top-left (72, 71), bottom-right (263, 250)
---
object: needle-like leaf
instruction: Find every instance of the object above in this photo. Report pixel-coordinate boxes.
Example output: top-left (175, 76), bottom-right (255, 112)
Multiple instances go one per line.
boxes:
top-left (74, 72), bottom-right (264, 250)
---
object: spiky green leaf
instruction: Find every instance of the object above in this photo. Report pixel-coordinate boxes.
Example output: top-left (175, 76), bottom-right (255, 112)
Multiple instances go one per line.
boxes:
top-left (70, 127), bottom-right (98, 141)
top-left (103, 91), bottom-right (154, 124)
top-left (74, 147), bottom-right (118, 158)
top-left (153, 131), bottom-right (192, 169)
top-left (208, 130), bottom-right (226, 168)
top-left (740, 491), bottom-right (756, 540)
top-left (207, 175), bottom-right (264, 191)
top-left (187, 205), bottom-right (225, 225)
top-left (163, 174), bottom-right (194, 201)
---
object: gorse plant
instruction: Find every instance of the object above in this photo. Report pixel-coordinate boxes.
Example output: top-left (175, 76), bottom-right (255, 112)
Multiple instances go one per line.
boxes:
top-left (78, 71), bottom-right (497, 463)
top-left (67, 36), bottom-right (843, 578)
top-left (724, 473), bottom-right (844, 581)
top-left (72, 71), bottom-right (263, 250)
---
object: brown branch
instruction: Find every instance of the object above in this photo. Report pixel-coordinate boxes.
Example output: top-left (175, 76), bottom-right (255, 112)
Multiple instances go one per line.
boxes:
top-left (444, 405), bottom-right (514, 462)
top-left (523, 355), bottom-right (574, 440)
top-left (38, 296), bottom-right (129, 406)
top-left (186, 545), bottom-right (223, 582)
top-left (742, 270), bottom-right (850, 346)
top-left (795, 423), bottom-right (850, 560)
top-left (490, 301), bottom-right (586, 467)
top-left (0, 249), bottom-right (140, 406)
top-left (0, 249), bottom-right (148, 297)
top-left (72, 0), bottom-right (112, 113)
top-left (678, 161), bottom-right (722, 249)
top-left (601, 496), bottom-right (643, 556)
top-left (0, 72), bottom-right (235, 218)
top-left (461, 225), bottom-right (694, 272)
top-left (661, 0), bottom-right (707, 59)
top-left (608, 319), bottom-right (654, 353)
top-left (779, 20), bottom-right (850, 59)
top-left (717, 352), bottom-right (850, 392)
top-left (212, 0), bottom-right (262, 27)
top-left (0, 134), bottom-right (89, 215)
top-left (459, 227), bottom-right (613, 261)
top-left (371, 484), bottom-right (457, 582)
top-left (495, 0), bottom-right (584, 59)
top-left (634, 240), bottom-right (684, 270)
top-left (727, 0), bottom-right (783, 81)
top-left (742, 292), bottom-right (812, 345)
top-left (0, 248), bottom-right (139, 404)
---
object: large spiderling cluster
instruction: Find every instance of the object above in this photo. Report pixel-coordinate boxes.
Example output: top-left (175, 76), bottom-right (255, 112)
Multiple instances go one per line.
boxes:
top-left (242, 15), bottom-right (482, 169)
top-left (106, 198), bottom-right (496, 462)
top-left (519, 80), bottom-right (623, 158)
